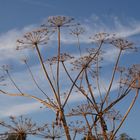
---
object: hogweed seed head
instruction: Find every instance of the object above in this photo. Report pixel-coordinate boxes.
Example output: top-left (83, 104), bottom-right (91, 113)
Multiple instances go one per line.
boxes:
top-left (38, 122), bottom-right (64, 139)
top-left (71, 54), bottom-right (97, 70)
top-left (110, 38), bottom-right (136, 51)
top-left (90, 32), bottom-right (115, 44)
top-left (106, 109), bottom-right (122, 121)
top-left (120, 64), bottom-right (140, 89)
top-left (45, 53), bottom-right (74, 65)
top-left (128, 64), bottom-right (140, 89)
top-left (47, 16), bottom-right (76, 28)
top-left (0, 116), bottom-right (47, 138)
top-left (70, 25), bottom-right (85, 36)
top-left (42, 16), bottom-right (79, 29)
top-left (68, 103), bottom-right (95, 117)
top-left (2, 65), bottom-right (11, 72)
top-left (68, 120), bottom-right (86, 134)
top-left (16, 28), bottom-right (51, 50)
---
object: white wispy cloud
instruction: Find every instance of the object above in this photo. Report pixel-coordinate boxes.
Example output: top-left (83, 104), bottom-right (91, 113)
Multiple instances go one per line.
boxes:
top-left (0, 102), bottom-right (42, 117)
top-left (81, 14), bottom-right (140, 38)
top-left (0, 80), bottom-right (119, 118)
top-left (0, 15), bottom-right (139, 62)
top-left (47, 15), bottom-right (140, 46)
top-left (0, 25), bottom-right (36, 62)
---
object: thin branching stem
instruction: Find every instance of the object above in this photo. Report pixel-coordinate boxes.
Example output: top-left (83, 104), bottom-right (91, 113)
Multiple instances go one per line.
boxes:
top-left (84, 69), bottom-right (98, 111)
top-left (6, 70), bottom-right (23, 95)
top-left (0, 89), bottom-right (57, 110)
top-left (77, 35), bottom-right (82, 56)
top-left (84, 115), bottom-right (92, 136)
top-left (96, 53), bottom-right (103, 102)
top-left (102, 49), bottom-right (122, 109)
top-left (24, 60), bottom-right (53, 103)
top-left (103, 78), bottom-right (136, 114)
top-left (62, 62), bottom-right (94, 108)
top-left (49, 64), bottom-right (57, 90)
top-left (62, 42), bottom-right (103, 108)
top-left (72, 130), bottom-right (77, 140)
top-left (57, 26), bottom-right (61, 106)
top-left (85, 68), bottom-right (108, 139)
top-left (110, 88), bottom-right (139, 140)
top-left (35, 44), bottom-right (60, 105)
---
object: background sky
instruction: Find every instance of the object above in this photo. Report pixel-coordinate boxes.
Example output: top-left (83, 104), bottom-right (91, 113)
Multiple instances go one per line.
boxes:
top-left (0, 0), bottom-right (140, 139)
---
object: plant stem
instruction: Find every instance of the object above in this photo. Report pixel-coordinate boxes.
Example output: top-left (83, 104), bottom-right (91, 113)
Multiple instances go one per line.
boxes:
top-left (35, 44), bottom-right (59, 105)
top-left (102, 49), bottom-right (122, 109)
top-left (57, 26), bottom-right (61, 106)
top-left (110, 88), bottom-right (139, 140)
top-left (60, 110), bottom-right (71, 140)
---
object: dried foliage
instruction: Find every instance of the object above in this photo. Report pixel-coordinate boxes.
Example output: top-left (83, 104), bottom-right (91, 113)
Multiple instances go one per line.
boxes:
top-left (16, 28), bottom-right (51, 50)
top-left (0, 116), bottom-right (47, 140)
top-left (38, 122), bottom-right (64, 140)
top-left (0, 15), bottom-right (139, 140)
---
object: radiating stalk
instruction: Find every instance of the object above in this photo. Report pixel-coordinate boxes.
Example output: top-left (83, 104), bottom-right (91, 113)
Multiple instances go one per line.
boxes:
top-left (77, 35), bottom-right (82, 56)
top-left (57, 26), bottom-right (61, 105)
top-left (35, 44), bottom-right (59, 104)
top-left (72, 130), bottom-right (77, 140)
top-left (85, 69), bottom-right (98, 109)
top-left (110, 89), bottom-right (139, 140)
top-left (62, 43), bottom-right (103, 108)
top-left (6, 70), bottom-right (23, 95)
top-left (96, 53), bottom-right (103, 102)
top-left (24, 60), bottom-right (55, 105)
top-left (62, 62), bottom-right (93, 108)
top-left (102, 49), bottom-right (122, 109)
top-left (85, 70), bottom-right (108, 139)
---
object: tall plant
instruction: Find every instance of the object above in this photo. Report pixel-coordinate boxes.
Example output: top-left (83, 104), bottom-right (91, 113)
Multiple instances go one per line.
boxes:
top-left (0, 16), bottom-right (139, 140)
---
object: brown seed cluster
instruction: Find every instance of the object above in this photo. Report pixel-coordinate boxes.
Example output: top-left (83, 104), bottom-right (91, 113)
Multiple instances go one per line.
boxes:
top-left (46, 53), bottom-right (74, 65)
top-left (47, 16), bottom-right (76, 27)
top-left (16, 28), bottom-right (50, 50)
top-left (110, 38), bottom-right (136, 51)
top-left (70, 26), bottom-right (85, 36)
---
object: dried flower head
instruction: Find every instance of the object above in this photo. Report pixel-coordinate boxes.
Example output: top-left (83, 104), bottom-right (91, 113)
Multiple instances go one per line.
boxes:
top-left (38, 122), bottom-right (64, 139)
top-left (68, 120), bottom-right (86, 134)
top-left (110, 38), bottom-right (136, 51)
top-left (90, 32), bottom-right (115, 44)
top-left (116, 66), bottom-right (126, 74)
top-left (120, 64), bottom-right (140, 89)
top-left (2, 65), bottom-right (11, 72)
top-left (86, 48), bottom-right (104, 64)
top-left (0, 116), bottom-right (47, 139)
top-left (128, 64), bottom-right (140, 89)
top-left (46, 53), bottom-right (74, 65)
top-left (16, 28), bottom-right (50, 50)
top-left (129, 64), bottom-right (140, 76)
top-left (68, 104), bottom-right (96, 117)
top-left (70, 26), bottom-right (85, 36)
top-left (47, 16), bottom-right (76, 28)
top-left (106, 109), bottom-right (122, 121)
top-left (71, 54), bottom-right (97, 70)
top-left (20, 56), bottom-right (28, 64)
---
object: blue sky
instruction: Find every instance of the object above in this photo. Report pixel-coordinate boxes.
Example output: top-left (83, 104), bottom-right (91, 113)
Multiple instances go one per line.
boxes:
top-left (0, 0), bottom-right (140, 139)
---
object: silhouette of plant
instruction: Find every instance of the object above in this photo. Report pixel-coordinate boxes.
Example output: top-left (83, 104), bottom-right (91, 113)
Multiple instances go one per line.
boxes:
top-left (70, 25), bottom-right (85, 55)
top-left (0, 16), bottom-right (139, 140)
top-left (68, 120), bottom-right (86, 140)
top-left (37, 122), bottom-right (64, 140)
top-left (0, 116), bottom-right (47, 140)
